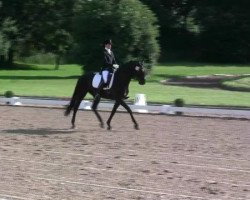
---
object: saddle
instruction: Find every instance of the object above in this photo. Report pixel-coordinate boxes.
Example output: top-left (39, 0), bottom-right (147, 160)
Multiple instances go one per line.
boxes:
top-left (92, 71), bottom-right (115, 90)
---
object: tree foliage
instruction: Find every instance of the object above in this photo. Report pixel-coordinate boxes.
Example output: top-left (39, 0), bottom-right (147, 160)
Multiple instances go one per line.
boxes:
top-left (0, 18), bottom-right (18, 66)
top-left (1, 0), bottom-right (250, 68)
top-left (140, 0), bottom-right (198, 61)
top-left (73, 0), bottom-right (160, 72)
top-left (0, 0), bottom-right (74, 68)
top-left (195, 0), bottom-right (250, 63)
top-left (141, 0), bottom-right (250, 63)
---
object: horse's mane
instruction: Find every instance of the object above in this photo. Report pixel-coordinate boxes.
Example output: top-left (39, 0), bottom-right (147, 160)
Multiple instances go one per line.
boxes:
top-left (121, 60), bottom-right (138, 68)
top-left (119, 61), bottom-right (139, 72)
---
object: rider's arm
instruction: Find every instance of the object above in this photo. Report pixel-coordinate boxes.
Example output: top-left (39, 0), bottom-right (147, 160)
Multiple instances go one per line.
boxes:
top-left (111, 52), bottom-right (119, 69)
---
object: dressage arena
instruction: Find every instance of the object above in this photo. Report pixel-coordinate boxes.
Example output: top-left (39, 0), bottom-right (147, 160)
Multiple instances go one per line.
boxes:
top-left (0, 106), bottom-right (249, 200)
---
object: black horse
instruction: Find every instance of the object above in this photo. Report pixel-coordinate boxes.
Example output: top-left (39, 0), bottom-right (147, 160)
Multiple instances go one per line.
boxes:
top-left (64, 61), bottom-right (146, 130)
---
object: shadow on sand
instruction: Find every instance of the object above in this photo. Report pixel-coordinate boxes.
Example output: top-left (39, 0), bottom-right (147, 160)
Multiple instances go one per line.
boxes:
top-left (2, 128), bottom-right (76, 135)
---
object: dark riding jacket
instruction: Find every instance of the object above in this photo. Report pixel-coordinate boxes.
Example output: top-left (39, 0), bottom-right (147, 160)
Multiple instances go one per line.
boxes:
top-left (102, 49), bottom-right (117, 73)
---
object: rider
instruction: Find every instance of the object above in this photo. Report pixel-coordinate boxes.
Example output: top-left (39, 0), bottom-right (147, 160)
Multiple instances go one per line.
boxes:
top-left (95, 39), bottom-right (119, 99)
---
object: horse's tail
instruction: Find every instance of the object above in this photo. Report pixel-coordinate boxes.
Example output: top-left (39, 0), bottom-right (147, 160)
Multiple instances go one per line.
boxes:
top-left (64, 77), bottom-right (83, 116)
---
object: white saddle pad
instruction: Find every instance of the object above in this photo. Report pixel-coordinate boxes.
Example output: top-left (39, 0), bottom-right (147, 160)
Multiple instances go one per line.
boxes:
top-left (92, 72), bottom-right (115, 89)
top-left (92, 73), bottom-right (102, 88)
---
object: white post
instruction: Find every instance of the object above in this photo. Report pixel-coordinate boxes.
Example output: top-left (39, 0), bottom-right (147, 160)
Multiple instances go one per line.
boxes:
top-left (160, 105), bottom-right (174, 114)
top-left (134, 94), bottom-right (148, 113)
top-left (79, 100), bottom-right (91, 110)
top-left (10, 97), bottom-right (22, 106)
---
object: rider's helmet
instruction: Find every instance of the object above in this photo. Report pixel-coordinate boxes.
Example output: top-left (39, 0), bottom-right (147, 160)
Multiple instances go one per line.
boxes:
top-left (104, 39), bottom-right (112, 46)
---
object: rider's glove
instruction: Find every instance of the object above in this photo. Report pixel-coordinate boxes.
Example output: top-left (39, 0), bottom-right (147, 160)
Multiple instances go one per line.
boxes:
top-left (113, 64), bottom-right (119, 69)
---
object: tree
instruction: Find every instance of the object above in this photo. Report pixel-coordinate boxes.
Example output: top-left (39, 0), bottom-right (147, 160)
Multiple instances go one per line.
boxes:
top-left (195, 0), bottom-right (250, 63)
top-left (0, 31), bottom-right (10, 66)
top-left (39, 0), bottom-right (75, 69)
top-left (0, 18), bottom-right (18, 66)
top-left (73, 0), bottom-right (160, 72)
top-left (140, 0), bottom-right (198, 61)
top-left (0, 0), bottom-right (75, 68)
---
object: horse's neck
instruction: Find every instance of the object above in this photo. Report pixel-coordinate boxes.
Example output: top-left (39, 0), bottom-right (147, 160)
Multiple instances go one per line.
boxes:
top-left (117, 67), bottom-right (132, 85)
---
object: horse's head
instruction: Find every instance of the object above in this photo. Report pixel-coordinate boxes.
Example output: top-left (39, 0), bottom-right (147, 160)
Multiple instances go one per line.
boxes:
top-left (131, 61), bottom-right (146, 85)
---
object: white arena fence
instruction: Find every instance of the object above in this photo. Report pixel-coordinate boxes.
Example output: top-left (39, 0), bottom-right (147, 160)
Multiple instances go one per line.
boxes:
top-left (0, 95), bottom-right (250, 119)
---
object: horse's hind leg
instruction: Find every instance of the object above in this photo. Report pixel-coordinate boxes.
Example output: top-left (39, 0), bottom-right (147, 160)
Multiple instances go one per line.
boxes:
top-left (91, 96), bottom-right (104, 128)
top-left (71, 98), bottom-right (81, 129)
top-left (71, 92), bottom-right (87, 129)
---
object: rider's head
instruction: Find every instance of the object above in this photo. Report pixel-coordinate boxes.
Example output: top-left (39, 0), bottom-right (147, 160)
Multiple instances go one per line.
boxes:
top-left (104, 39), bottom-right (112, 49)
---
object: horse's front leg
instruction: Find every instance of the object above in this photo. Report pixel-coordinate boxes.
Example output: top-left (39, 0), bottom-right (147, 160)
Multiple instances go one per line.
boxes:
top-left (107, 101), bottom-right (120, 130)
top-left (91, 96), bottom-right (104, 128)
top-left (120, 100), bottom-right (139, 130)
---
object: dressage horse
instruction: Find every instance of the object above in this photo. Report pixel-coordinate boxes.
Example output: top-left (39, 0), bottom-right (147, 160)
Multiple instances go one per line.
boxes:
top-left (64, 61), bottom-right (146, 130)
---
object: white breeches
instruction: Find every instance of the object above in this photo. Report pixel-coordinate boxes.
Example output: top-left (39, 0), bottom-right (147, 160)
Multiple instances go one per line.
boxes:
top-left (102, 70), bottom-right (109, 83)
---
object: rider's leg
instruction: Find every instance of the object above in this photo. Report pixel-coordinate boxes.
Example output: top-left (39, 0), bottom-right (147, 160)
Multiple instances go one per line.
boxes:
top-left (95, 70), bottom-right (109, 99)
top-left (102, 70), bottom-right (109, 84)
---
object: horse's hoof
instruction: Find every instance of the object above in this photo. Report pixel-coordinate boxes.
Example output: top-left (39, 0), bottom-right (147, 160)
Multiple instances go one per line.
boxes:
top-left (134, 124), bottom-right (139, 130)
top-left (107, 126), bottom-right (112, 130)
top-left (100, 123), bottom-right (104, 128)
top-left (71, 125), bottom-right (76, 129)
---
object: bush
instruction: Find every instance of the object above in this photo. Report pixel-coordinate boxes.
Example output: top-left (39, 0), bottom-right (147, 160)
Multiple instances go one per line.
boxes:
top-left (174, 98), bottom-right (184, 115)
top-left (174, 98), bottom-right (184, 107)
top-left (4, 90), bottom-right (14, 98)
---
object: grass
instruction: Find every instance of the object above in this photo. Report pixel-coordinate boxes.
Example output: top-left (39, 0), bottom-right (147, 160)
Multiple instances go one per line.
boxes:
top-left (222, 77), bottom-right (250, 91)
top-left (150, 62), bottom-right (250, 81)
top-left (129, 82), bottom-right (250, 107)
top-left (1, 62), bottom-right (250, 107)
top-left (0, 64), bottom-right (82, 98)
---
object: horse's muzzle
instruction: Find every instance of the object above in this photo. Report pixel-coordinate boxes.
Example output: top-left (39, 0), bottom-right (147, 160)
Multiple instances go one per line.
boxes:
top-left (139, 79), bottom-right (145, 85)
